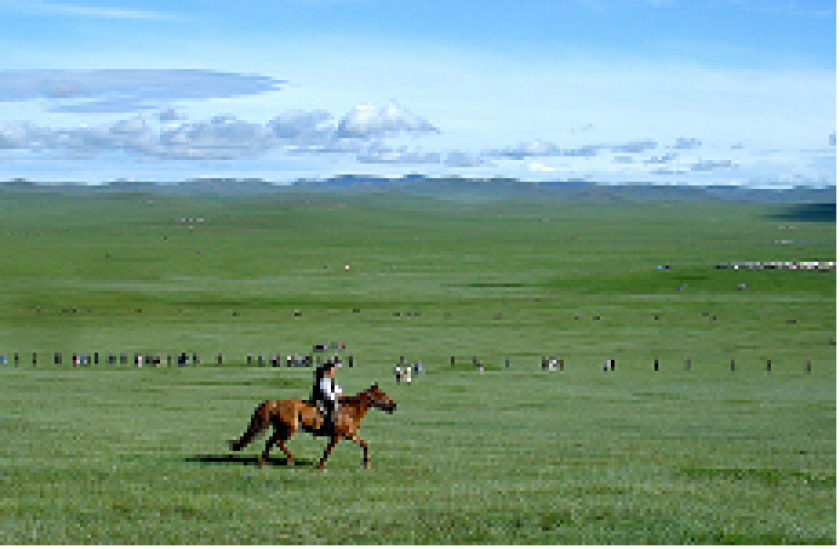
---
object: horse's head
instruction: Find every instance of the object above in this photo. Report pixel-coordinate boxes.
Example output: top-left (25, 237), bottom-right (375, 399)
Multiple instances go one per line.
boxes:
top-left (366, 383), bottom-right (397, 414)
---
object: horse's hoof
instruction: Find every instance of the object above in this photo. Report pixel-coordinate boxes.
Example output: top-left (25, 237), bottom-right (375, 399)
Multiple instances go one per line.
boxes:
top-left (364, 462), bottom-right (371, 470)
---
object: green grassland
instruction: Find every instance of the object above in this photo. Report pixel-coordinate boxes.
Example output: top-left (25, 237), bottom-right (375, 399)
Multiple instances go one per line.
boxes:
top-left (0, 190), bottom-right (835, 543)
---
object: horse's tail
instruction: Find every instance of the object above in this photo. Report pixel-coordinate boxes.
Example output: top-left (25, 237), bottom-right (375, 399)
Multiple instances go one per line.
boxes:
top-left (230, 401), bottom-right (272, 451)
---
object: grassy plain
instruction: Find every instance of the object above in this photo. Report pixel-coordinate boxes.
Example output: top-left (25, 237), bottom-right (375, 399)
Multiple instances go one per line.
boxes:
top-left (0, 190), bottom-right (835, 543)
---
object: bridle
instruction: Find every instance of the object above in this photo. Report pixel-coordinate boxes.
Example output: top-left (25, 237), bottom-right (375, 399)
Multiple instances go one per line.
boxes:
top-left (361, 388), bottom-right (390, 409)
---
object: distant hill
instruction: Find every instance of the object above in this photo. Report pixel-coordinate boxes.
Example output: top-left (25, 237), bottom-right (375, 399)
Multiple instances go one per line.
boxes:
top-left (0, 175), bottom-right (835, 205)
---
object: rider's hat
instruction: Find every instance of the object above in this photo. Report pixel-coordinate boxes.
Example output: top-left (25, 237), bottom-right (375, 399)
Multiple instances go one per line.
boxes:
top-left (316, 361), bottom-right (336, 378)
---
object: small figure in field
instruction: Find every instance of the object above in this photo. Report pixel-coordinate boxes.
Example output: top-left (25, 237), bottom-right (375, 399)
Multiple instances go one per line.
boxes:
top-left (309, 362), bottom-right (343, 433)
top-left (405, 364), bottom-right (412, 385)
top-left (395, 364), bottom-right (402, 384)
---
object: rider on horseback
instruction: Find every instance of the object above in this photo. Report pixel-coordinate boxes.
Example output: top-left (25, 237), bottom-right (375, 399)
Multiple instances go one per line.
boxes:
top-left (310, 361), bottom-right (343, 432)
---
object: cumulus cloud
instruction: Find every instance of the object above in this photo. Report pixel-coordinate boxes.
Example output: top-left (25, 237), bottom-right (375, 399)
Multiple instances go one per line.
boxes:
top-left (155, 115), bottom-right (272, 159)
top-left (52, 118), bottom-right (155, 155)
top-left (0, 69), bottom-right (286, 113)
top-left (0, 121), bottom-right (55, 149)
top-left (268, 110), bottom-right (334, 141)
top-left (0, 113), bottom-right (272, 160)
top-left (336, 101), bottom-right (438, 138)
top-left (0, 97), bottom-right (445, 162)
top-left (672, 137), bottom-right (702, 150)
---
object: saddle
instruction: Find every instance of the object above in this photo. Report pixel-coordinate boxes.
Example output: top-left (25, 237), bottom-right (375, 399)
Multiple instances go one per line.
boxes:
top-left (305, 399), bottom-right (339, 434)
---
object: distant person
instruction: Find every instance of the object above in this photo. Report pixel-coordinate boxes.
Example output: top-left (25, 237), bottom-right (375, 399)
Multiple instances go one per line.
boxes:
top-left (405, 364), bottom-right (412, 385)
top-left (395, 364), bottom-right (402, 384)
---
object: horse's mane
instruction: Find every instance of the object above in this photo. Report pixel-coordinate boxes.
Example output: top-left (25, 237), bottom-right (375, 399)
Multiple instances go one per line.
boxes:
top-left (343, 385), bottom-right (377, 405)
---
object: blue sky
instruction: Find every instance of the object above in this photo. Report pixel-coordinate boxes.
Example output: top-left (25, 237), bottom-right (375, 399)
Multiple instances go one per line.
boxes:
top-left (0, 0), bottom-right (835, 185)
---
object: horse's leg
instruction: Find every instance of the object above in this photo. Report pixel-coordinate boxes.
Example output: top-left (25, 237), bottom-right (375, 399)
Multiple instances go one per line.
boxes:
top-left (316, 436), bottom-right (340, 470)
top-left (276, 423), bottom-right (296, 466)
top-left (349, 434), bottom-right (370, 469)
top-left (276, 439), bottom-right (295, 466)
top-left (259, 430), bottom-right (281, 468)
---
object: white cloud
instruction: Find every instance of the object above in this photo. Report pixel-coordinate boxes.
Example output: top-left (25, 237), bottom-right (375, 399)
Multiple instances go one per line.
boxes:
top-left (487, 140), bottom-right (562, 159)
top-left (0, 70), bottom-right (286, 114)
top-left (357, 145), bottom-right (440, 165)
top-left (155, 115), bottom-right (272, 160)
top-left (336, 101), bottom-right (438, 138)
top-left (0, 122), bottom-right (51, 149)
top-left (0, 102), bottom-right (444, 163)
top-left (528, 162), bottom-right (559, 172)
top-left (268, 110), bottom-right (334, 141)
top-left (287, 139), bottom-right (365, 155)
top-left (0, 113), bottom-right (270, 160)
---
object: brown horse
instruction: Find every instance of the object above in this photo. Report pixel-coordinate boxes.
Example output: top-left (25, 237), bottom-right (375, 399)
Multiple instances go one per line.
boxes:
top-left (229, 383), bottom-right (397, 470)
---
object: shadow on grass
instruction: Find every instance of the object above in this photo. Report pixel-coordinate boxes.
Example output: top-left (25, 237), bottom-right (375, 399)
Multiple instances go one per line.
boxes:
top-left (185, 454), bottom-right (317, 468)
top-left (766, 203), bottom-right (836, 223)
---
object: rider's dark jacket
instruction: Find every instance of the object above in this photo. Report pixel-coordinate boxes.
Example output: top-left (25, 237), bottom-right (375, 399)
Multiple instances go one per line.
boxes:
top-left (309, 365), bottom-right (341, 412)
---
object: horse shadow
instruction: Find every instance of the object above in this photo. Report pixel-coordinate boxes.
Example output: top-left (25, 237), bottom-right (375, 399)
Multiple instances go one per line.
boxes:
top-left (185, 454), bottom-right (317, 468)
